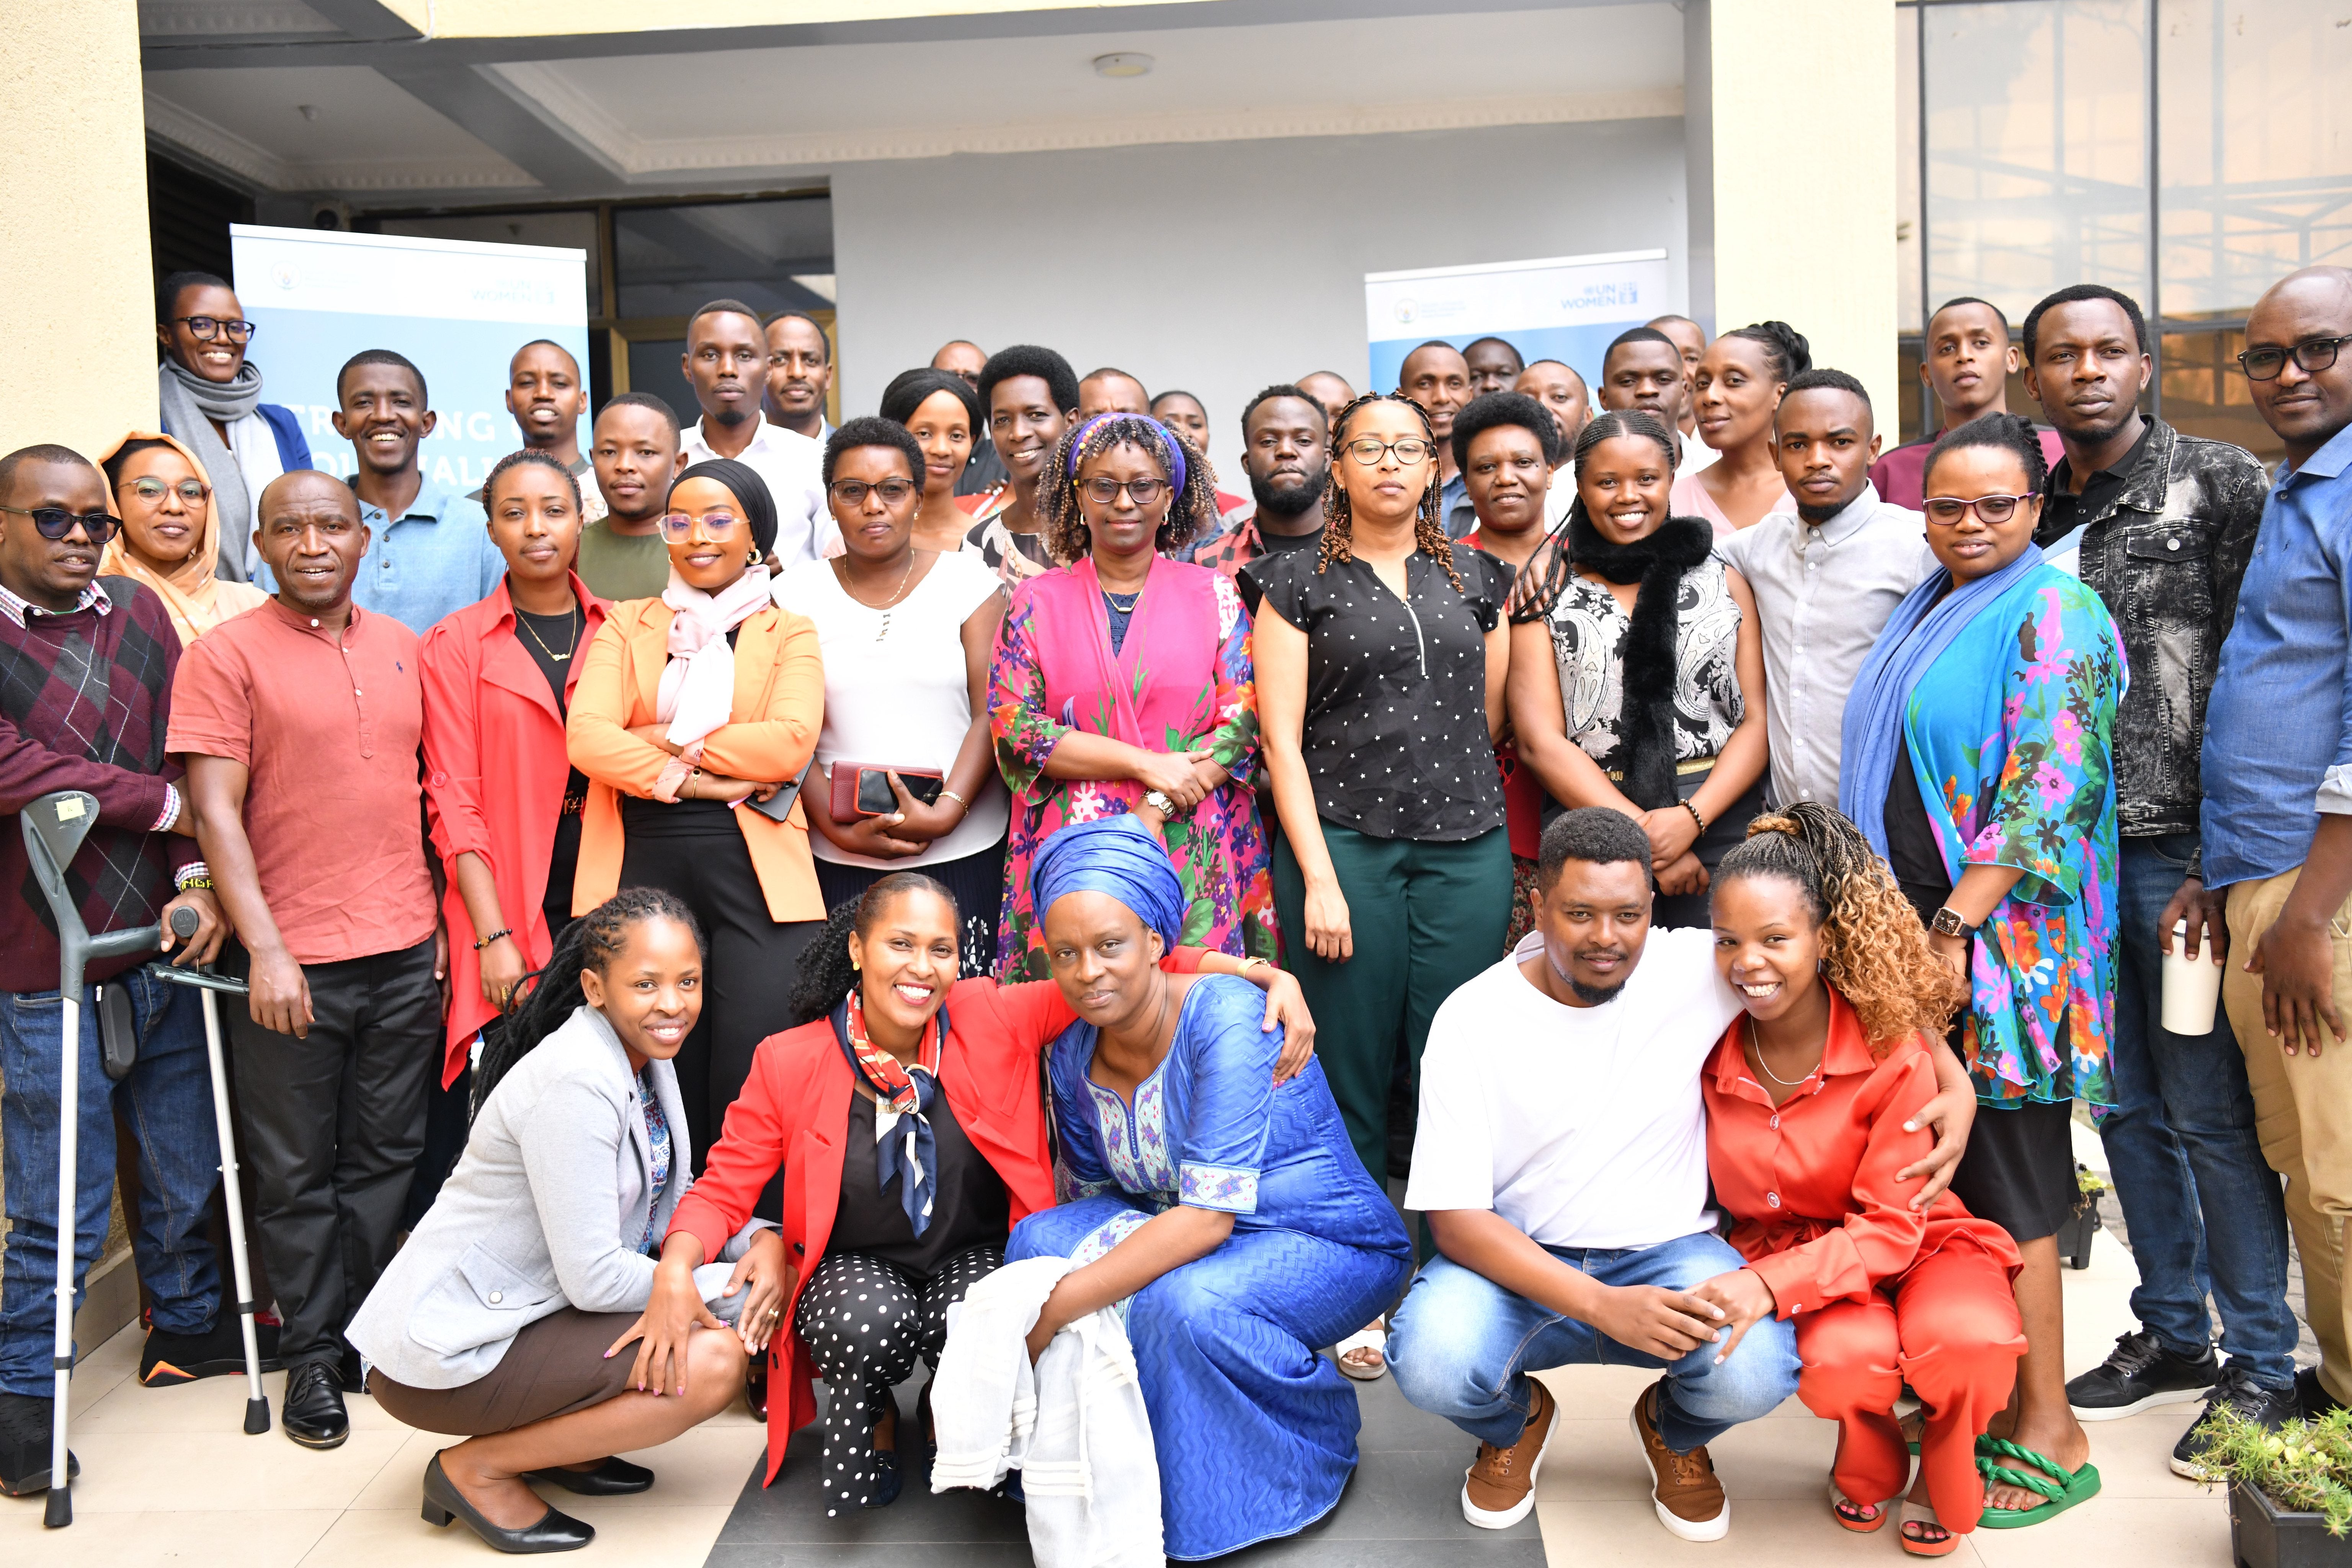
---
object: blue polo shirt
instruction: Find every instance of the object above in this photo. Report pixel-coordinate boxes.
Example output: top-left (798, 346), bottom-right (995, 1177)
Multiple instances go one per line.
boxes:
top-left (2200, 419), bottom-right (2352, 889)
top-left (346, 480), bottom-right (502, 637)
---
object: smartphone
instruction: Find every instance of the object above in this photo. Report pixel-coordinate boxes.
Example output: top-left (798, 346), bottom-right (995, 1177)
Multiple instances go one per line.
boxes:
top-left (857, 768), bottom-right (945, 815)
top-left (746, 758), bottom-right (816, 823)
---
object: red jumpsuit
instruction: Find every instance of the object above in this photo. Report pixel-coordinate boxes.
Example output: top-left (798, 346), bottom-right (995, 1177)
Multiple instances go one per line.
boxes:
top-left (1702, 991), bottom-right (2025, 1534)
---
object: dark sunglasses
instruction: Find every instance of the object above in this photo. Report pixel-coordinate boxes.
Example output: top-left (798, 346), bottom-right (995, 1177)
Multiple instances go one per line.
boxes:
top-left (0, 505), bottom-right (120, 544)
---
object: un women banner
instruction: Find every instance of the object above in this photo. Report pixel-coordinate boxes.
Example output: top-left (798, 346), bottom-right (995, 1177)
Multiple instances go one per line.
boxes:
top-left (229, 224), bottom-right (591, 490)
top-left (1364, 248), bottom-right (1675, 395)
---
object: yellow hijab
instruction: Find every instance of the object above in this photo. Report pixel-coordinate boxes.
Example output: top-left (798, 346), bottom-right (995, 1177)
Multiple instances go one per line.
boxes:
top-left (95, 429), bottom-right (268, 646)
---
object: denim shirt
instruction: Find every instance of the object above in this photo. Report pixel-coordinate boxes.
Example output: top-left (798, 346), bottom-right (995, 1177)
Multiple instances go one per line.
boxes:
top-left (2034, 417), bottom-right (2270, 839)
top-left (348, 480), bottom-right (502, 637)
top-left (2200, 420), bottom-right (2352, 890)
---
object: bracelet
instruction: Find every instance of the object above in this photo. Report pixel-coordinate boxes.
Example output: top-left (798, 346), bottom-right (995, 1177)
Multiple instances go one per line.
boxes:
top-left (175, 875), bottom-right (214, 892)
top-left (1681, 799), bottom-right (1709, 837)
top-left (474, 927), bottom-right (513, 951)
top-left (939, 787), bottom-right (970, 811)
top-left (1238, 956), bottom-right (1272, 974)
top-left (174, 861), bottom-right (212, 892)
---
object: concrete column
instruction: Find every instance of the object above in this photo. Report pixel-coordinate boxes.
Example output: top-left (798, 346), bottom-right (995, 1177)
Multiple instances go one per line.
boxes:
top-left (0, 0), bottom-right (155, 457)
top-left (1686, 0), bottom-right (1900, 420)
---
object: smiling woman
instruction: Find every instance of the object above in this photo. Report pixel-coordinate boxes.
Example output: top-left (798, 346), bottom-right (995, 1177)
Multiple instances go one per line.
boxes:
top-left (96, 430), bottom-right (268, 645)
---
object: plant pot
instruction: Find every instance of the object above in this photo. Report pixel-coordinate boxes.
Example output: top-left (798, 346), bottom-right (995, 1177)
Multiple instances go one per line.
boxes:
top-left (2231, 1478), bottom-right (2352, 1568)
top-left (2056, 1191), bottom-right (2100, 1270)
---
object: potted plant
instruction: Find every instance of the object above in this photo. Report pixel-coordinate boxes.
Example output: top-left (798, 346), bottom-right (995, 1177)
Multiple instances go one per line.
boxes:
top-left (2190, 1403), bottom-right (2352, 1568)
top-left (2056, 1164), bottom-right (2107, 1270)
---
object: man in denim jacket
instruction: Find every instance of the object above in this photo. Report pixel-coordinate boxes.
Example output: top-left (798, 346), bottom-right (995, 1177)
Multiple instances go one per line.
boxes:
top-left (2022, 283), bottom-right (2295, 1465)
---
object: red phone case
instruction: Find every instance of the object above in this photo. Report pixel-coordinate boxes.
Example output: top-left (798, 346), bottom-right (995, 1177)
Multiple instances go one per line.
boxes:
top-left (830, 765), bottom-right (945, 819)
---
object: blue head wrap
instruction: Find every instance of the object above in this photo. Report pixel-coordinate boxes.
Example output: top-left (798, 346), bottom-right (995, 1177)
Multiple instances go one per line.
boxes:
top-left (1065, 412), bottom-right (1187, 498)
top-left (1030, 817), bottom-right (1187, 948)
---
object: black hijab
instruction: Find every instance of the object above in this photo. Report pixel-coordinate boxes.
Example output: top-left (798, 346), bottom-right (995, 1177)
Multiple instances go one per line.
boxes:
top-left (667, 458), bottom-right (777, 564)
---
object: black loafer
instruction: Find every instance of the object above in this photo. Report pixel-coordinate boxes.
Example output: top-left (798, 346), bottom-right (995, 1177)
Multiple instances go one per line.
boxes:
top-left (524, 1456), bottom-right (653, 1496)
top-left (282, 1361), bottom-right (350, 1449)
top-left (424, 1453), bottom-right (594, 1553)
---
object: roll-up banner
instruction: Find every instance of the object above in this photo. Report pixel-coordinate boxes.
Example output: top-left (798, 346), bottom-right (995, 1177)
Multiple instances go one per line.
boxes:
top-left (1364, 248), bottom-right (1675, 395)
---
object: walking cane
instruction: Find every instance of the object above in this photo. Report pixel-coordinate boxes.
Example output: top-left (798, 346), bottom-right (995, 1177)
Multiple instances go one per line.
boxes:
top-left (20, 791), bottom-right (163, 1529)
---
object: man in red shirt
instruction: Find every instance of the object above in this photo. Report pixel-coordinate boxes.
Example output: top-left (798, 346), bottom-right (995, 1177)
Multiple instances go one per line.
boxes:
top-left (1869, 297), bottom-right (2065, 510)
top-left (170, 470), bottom-right (443, 1453)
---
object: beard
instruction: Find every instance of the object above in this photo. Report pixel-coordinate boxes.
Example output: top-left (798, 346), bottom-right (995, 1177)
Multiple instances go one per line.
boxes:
top-left (710, 403), bottom-right (751, 428)
top-left (1570, 977), bottom-right (1626, 1006)
top-left (1250, 465), bottom-right (1330, 519)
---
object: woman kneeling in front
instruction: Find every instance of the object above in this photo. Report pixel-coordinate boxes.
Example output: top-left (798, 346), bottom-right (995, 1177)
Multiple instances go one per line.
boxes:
top-left (1006, 817), bottom-right (1414, 1559)
top-left (348, 890), bottom-right (784, 1554)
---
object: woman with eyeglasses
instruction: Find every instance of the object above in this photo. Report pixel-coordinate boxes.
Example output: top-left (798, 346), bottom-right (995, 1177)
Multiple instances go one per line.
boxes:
top-left (878, 369), bottom-right (987, 557)
top-left (987, 412), bottom-right (1272, 979)
top-left (1244, 392), bottom-right (1516, 1379)
top-left (568, 459), bottom-right (825, 1173)
top-left (96, 431), bottom-right (268, 645)
top-left (152, 270), bottom-right (311, 581)
top-left (1840, 412), bottom-right (2124, 1529)
top-left (775, 420), bottom-right (1009, 975)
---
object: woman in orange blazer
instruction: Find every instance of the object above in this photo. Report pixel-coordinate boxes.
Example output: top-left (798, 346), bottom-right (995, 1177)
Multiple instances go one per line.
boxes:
top-left (567, 457), bottom-right (824, 1169)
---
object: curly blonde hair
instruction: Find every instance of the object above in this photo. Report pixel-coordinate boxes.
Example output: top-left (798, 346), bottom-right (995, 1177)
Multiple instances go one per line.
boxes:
top-left (1717, 801), bottom-right (1965, 1053)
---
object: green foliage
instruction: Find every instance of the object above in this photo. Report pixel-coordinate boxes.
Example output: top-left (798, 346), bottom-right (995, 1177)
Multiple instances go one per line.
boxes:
top-left (2194, 1405), bottom-right (2352, 1536)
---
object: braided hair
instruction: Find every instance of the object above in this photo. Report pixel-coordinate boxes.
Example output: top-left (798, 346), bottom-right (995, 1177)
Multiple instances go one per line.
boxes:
top-left (1715, 802), bottom-right (1966, 1052)
top-left (474, 887), bottom-right (704, 1119)
top-left (1318, 392), bottom-right (1463, 591)
top-left (1036, 413), bottom-right (1218, 562)
top-left (484, 447), bottom-right (583, 514)
top-left (1510, 408), bottom-right (1682, 622)
top-left (786, 872), bottom-right (959, 1027)
top-left (1922, 410), bottom-right (2052, 501)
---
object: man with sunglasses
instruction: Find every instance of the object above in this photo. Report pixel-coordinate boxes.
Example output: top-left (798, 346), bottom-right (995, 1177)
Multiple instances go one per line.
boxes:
top-left (0, 445), bottom-right (242, 1494)
top-left (2019, 283), bottom-right (2294, 1466)
top-left (2202, 264), bottom-right (2352, 1433)
top-left (155, 271), bottom-right (312, 583)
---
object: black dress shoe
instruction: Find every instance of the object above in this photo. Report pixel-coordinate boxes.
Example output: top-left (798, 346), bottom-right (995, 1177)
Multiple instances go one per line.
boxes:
top-left (745, 1357), bottom-right (769, 1421)
top-left (0, 1396), bottom-right (77, 1497)
top-left (524, 1456), bottom-right (654, 1495)
top-left (139, 1316), bottom-right (284, 1386)
top-left (281, 1361), bottom-right (350, 1449)
top-left (424, 1453), bottom-right (594, 1553)
top-left (338, 1343), bottom-right (367, 1394)
top-left (2302, 1366), bottom-right (2348, 1421)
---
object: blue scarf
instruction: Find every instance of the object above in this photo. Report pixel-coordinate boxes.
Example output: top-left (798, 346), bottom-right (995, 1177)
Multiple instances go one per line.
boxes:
top-left (1838, 543), bottom-right (2045, 855)
top-left (829, 997), bottom-right (951, 1237)
top-left (1031, 815), bottom-right (1187, 946)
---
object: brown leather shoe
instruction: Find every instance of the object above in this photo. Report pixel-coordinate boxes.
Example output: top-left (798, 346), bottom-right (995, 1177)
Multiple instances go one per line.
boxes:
top-left (1630, 1379), bottom-right (1729, 1541)
top-left (1461, 1376), bottom-right (1555, 1529)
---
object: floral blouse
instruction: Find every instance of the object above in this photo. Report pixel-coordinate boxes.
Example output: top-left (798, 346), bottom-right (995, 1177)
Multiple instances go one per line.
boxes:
top-left (1544, 557), bottom-right (1743, 775)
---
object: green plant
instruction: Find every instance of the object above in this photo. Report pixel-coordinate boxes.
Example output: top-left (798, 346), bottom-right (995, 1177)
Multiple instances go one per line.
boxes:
top-left (2075, 1163), bottom-right (2109, 1196)
top-left (2193, 1405), bottom-right (2352, 1536)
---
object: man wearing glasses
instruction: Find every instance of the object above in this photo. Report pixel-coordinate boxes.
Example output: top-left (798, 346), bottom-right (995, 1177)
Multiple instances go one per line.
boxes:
top-left (2020, 283), bottom-right (2294, 1470)
top-left (154, 271), bottom-right (312, 582)
top-left (2201, 264), bottom-right (2352, 1435)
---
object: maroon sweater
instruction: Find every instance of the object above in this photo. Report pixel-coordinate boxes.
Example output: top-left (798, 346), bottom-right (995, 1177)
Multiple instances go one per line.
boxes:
top-left (0, 579), bottom-right (196, 991)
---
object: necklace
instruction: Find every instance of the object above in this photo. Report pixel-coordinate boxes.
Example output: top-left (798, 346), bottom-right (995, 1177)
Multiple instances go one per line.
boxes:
top-left (516, 602), bottom-right (580, 662)
top-left (839, 552), bottom-right (918, 641)
top-left (1749, 1038), bottom-right (1823, 1090)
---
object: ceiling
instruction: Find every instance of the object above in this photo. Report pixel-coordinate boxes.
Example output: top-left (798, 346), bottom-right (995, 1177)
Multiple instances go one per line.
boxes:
top-left (140, 0), bottom-right (1684, 204)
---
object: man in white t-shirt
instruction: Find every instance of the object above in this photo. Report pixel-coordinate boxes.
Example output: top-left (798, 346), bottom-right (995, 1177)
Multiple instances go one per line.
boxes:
top-left (1389, 806), bottom-right (1793, 1540)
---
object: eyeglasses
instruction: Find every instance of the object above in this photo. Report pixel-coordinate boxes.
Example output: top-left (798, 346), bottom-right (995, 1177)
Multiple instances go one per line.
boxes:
top-left (2238, 335), bottom-right (2352, 382)
top-left (658, 510), bottom-right (743, 541)
top-left (1343, 436), bottom-right (1433, 466)
top-left (1922, 492), bottom-right (2038, 526)
top-left (829, 478), bottom-right (916, 507)
top-left (121, 477), bottom-right (211, 506)
top-left (0, 505), bottom-right (120, 544)
top-left (1080, 476), bottom-right (1168, 506)
top-left (170, 316), bottom-right (257, 343)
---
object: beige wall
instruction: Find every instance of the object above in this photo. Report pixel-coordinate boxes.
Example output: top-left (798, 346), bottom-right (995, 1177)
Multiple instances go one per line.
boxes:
top-left (1700, 0), bottom-right (1900, 426)
top-left (0, 0), bottom-right (154, 462)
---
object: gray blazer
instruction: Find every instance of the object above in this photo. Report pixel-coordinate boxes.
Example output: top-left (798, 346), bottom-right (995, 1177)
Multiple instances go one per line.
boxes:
top-left (349, 1004), bottom-right (740, 1390)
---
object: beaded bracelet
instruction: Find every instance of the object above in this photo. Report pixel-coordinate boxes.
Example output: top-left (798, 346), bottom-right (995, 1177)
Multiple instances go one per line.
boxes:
top-left (474, 927), bottom-right (513, 951)
top-left (1682, 799), bottom-right (1709, 837)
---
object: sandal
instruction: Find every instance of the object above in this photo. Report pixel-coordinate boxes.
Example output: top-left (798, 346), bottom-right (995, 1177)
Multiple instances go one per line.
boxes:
top-left (1335, 1319), bottom-right (1388, 1382)
top-left (1900, 1498), bottom-right (1959, 1557)
top-left (1827, 1479), bottom-right (1890, 1533)
top-left (1973, 1435), bottom-right (2100, 1528)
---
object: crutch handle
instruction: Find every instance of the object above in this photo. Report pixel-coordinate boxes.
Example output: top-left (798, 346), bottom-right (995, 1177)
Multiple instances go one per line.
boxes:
top-left (170, 907), bottom-right (199, 942)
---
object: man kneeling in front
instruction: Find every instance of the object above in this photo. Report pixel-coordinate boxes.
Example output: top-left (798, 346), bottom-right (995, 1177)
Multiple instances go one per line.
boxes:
top-left (1389, 807), bottom-right (1798, 1539)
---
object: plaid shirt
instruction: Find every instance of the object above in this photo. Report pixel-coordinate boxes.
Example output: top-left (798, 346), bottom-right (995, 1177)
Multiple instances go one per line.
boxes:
top-left (0, 577), bottom-right (194, 991)
top-left (1188, 514), bottom-right (1266, 577)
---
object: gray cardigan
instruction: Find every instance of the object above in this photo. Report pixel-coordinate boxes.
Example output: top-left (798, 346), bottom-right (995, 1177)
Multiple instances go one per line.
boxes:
top-left (349, 1004), bottom-right (741, 1389)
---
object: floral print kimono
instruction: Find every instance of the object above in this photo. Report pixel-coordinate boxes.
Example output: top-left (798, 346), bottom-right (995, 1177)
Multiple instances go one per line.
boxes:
top-left (1902, 565), bottom-right (2125, 1107)
top-left (987, 554), bottom-right (1275, 978)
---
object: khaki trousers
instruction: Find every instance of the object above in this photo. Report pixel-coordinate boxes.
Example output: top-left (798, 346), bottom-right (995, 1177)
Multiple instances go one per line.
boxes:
top-left (2225, 868), bottom-right (2352, 1403)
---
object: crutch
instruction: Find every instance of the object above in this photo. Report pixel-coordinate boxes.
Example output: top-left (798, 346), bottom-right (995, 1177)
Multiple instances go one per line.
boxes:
top-left (146, 905), bottom-right (268, 1439)
top-left (20, 791), bottom-right (162, 1529)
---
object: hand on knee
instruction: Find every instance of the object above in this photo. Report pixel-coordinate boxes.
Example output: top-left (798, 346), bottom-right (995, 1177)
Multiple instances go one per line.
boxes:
top-left (687, 1330), bottom-right (750, 1418)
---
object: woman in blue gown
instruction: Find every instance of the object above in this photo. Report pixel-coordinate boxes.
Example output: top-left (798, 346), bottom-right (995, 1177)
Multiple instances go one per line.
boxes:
top-left (1008, 817), bottom-right (1413, 1559)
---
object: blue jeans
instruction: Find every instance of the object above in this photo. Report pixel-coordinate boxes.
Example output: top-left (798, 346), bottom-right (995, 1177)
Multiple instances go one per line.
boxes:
top-left (0, 972), bottom-right (221, 1395)
top-left (2099, 833), bottom-right (2296, 1389)
top-left (1388, 1230), bottom-right (1800, 1452)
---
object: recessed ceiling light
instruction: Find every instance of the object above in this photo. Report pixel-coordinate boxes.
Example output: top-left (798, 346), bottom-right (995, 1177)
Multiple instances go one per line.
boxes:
top-left (1093, 53), bottom-right (1153, 78)
top-left (297, 104), bottom-right (320, 121)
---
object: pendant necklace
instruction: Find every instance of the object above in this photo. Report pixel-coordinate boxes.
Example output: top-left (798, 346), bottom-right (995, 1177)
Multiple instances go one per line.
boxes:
top-left (518, 603), bottom-right (580, 662)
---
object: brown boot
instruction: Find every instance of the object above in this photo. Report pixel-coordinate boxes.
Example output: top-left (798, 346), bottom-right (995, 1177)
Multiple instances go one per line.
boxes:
top-left (1461, 1376), bottom-right (1556, 1529)
top-left (1630, 1378), bottom-right (1729, 1541)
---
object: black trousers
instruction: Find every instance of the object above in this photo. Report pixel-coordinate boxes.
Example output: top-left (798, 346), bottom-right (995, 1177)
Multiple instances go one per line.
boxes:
top-left (227, 936), bottom-right (439, 1370)
top-left (617, 825), bottom-right (818, 1191)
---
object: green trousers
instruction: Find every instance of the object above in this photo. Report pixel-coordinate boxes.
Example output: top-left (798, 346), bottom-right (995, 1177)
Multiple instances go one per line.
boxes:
top-left (1273, 822), bottom-right (1512, 1184)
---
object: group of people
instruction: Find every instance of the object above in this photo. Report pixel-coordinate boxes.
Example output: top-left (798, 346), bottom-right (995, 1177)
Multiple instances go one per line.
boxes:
top-left (1, 255), bottom-right (2349, 1560)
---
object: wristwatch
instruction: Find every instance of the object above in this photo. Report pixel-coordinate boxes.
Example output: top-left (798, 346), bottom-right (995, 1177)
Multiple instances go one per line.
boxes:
top-left (1929, 906), bottom-right (1978, 939)
top-left (1143, 789), bottom-right (1176, 815)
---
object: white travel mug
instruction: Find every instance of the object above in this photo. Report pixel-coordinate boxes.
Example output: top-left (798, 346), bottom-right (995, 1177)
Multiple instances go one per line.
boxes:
top-left (2161, 920), bottom-right (2225, 1036)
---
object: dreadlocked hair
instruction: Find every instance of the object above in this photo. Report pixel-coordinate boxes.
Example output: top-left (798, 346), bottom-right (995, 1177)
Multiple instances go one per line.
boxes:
top-left (1317, 392), bottom-right (1463, 591)
top-left (1509, 408), bottom-right (1682, 623)
top-left (1716, 802), bottom-right (1967, 1053)
top-left (1036, 414), bottom-right (1218, 564)
top-left (484, 447), bottom-right (583, 515)
top-left (473, 887), bottom-right (704, 1120)
top-left (786, 872), bottom-right (960, 1027)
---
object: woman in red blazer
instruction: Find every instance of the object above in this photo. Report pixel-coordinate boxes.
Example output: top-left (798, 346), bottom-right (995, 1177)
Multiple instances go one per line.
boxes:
top-left (643, 872), bottom-right (1311, 1509)
top-left (422, 450), bottom-right (610, 1090)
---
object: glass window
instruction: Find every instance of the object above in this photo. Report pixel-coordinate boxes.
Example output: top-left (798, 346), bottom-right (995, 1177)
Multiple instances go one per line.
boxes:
top-left (612, 197), bottom-right (834, 319)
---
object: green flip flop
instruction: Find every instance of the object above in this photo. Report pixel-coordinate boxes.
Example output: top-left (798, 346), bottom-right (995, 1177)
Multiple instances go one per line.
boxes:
top-left (1973, 1435), bottom-right (2101, 1528)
